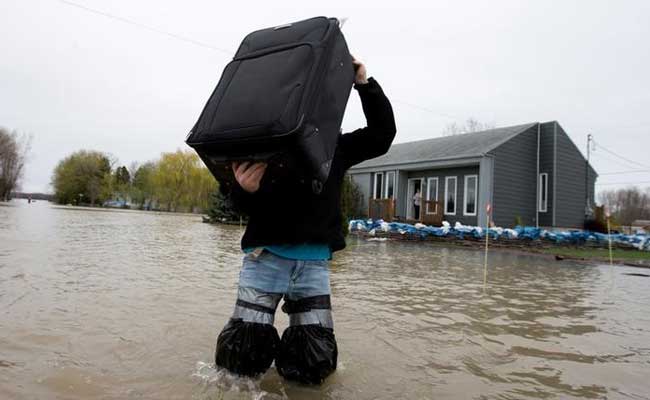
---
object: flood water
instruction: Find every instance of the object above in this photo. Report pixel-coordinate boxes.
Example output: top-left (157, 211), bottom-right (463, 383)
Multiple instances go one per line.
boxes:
top-left (1, 200), bottom-right (650, 399)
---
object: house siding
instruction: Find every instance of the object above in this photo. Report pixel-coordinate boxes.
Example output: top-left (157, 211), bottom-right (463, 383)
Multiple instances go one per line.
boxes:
top-left (349, 172), bottom-right (371, 214)
top-left (554, 123), bottom-right (596, 228)
top-left (538, 122), bottom-right (556, 226)
top-left (489, 125), bottom-right (539, 227)
top-left (477, 156), bottom-right (494, 226)
top-left (396, 170), bottom-right (409, 218)
top-left (407, 165), bottom-right (480, 226)
top-left (348, 121), bottom-right (597, 229)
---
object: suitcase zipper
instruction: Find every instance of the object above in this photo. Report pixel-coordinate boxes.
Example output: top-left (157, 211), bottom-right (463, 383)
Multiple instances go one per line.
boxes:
top-left (189, 114), bottom-right (305, 146)
top-left (234, 42), bottom-right (314, 61)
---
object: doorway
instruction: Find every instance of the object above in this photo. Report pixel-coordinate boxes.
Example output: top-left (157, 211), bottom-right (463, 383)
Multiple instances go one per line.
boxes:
top-left (407, 177), bottom-right (424, 220)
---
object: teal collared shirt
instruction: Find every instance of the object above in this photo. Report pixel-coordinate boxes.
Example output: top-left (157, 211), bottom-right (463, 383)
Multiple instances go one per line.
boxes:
top-left (244, 243), bottom-right (331, 261)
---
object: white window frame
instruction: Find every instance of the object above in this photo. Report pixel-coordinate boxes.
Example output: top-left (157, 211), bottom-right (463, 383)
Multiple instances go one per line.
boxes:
top-left (426, 177), bottom-right (439, 214)
top-left (373, 172), bottom-right (384, 199)
top-left (538, 173), bottom-right (548, 212)
top-left (384, 171), bottom-right (396, 199)
top-left (444, 176), bottom-right (457, 216)
top-left (463, 175), bottom-right (478, 216)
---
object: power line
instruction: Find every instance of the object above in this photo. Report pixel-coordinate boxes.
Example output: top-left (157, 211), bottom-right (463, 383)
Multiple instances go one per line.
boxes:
top-left (591, 151), bottom-right (643, 171)
top-left (55, 0), bottom-right (464, 122)
top-left (591, 147), bottom-right (650, 170)
top-left (391, 99), bottom-right (459, 120)
top-left (600, 169), bottom-right (650, 176)
top-left (592, 139), bottom-right (650, 169)
top-left (57, 0), bottom-right (233, 55)
top-left (596, 181), bottom-right (650, 186)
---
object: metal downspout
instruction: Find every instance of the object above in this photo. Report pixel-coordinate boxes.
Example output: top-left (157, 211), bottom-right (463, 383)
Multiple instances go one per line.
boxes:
top-left (536, 123), bottom-right (540, 228)
top-left (552, 122), bottom-right (558, 227)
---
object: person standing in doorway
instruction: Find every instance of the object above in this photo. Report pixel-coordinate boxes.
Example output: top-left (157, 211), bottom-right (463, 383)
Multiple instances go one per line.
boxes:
top-left (413, 188), bottom-right (422, 220)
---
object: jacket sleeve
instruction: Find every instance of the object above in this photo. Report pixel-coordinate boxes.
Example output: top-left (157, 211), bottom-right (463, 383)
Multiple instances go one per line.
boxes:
top-left (339, 77), bottom-right (397, 170)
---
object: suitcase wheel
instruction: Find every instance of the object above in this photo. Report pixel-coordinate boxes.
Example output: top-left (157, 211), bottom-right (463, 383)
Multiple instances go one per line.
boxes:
top-left (311, 179), bottom-right (323, 195)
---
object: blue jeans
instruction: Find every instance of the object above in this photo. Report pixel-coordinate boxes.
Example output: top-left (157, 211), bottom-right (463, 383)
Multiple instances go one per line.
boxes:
top-left (215, 250), bottom-right (338, 384)
top-left (240, 250), bottom-right (331, 300)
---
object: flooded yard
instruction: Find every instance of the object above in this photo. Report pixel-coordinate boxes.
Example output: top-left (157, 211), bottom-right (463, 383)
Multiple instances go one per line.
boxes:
top-left (1, 200), bottom-right (649, 399)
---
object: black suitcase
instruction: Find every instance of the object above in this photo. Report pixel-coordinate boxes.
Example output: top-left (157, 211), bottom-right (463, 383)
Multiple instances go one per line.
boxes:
top-left (185, 16), bottom-right (355, 194)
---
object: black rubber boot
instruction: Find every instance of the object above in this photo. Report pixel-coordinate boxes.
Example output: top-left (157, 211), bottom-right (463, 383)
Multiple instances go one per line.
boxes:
top-left (276, 325), bottom-right (338, 384)
top-left (215, 318), bottom-right (280, 377)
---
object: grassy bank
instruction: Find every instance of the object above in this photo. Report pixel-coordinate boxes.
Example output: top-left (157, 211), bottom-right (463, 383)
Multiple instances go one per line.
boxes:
top-left (350, 231), bottom-right (650, 267)
top-left (537, 247), bottom-right (650, 262)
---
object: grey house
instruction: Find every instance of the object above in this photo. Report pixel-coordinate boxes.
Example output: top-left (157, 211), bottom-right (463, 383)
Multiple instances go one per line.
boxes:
top-left (348, 121), bottom-right (597, 228)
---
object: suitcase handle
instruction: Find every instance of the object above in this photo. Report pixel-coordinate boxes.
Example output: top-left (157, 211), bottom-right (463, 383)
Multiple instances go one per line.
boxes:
top-left (273, 23), bottom-right (293, 30)
top-left (235, 18), bottom-right (336, 61)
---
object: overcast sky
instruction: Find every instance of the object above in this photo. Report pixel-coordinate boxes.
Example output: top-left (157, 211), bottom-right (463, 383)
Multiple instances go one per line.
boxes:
top-left (2, 0), bottom-right (649, 194)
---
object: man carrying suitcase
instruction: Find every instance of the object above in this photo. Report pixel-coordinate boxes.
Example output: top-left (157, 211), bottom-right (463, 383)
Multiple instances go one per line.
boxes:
top-left (215, 58), bottom-right (396, 384)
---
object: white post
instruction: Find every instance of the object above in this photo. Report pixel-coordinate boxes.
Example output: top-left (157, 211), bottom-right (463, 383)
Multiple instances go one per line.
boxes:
top-left (606, 207), bottom-right (613, 267)
top-left (483, 203), bottom-right (491, 290)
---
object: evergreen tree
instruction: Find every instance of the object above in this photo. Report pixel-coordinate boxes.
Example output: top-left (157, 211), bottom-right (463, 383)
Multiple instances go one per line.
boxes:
top-left (114, 166), bottom-right (130, 185)
top-left (207, 188), bottom-right (246, 223)
top-left (340, 176), bottom-right (365, 235)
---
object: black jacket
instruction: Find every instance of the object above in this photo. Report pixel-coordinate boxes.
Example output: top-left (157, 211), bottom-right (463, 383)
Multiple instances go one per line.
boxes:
top-left (222, 77), bottom-right (396, 252)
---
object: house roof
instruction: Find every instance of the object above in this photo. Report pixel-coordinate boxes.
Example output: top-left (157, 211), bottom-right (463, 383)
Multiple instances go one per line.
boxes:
top-left (351, 122), bottom-right (537, 170)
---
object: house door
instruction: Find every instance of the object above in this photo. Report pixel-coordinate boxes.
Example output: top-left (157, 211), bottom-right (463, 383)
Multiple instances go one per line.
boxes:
top-left (406, 178), bottom-right (424, 220)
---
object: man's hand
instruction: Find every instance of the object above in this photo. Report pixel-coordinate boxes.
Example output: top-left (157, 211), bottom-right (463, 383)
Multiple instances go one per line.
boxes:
top-left (232, 162), bottom-right (267, 193)
top-left (352, 56), bottom-right (368, 85)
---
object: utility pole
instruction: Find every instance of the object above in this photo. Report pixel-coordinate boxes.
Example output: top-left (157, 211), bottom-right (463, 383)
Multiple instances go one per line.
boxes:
top-left (585, 134), bottom-right (593, 216)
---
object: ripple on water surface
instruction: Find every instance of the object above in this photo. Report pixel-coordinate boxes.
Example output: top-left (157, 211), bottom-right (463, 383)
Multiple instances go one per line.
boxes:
top-left (1, 201), bottom-right (650, 399)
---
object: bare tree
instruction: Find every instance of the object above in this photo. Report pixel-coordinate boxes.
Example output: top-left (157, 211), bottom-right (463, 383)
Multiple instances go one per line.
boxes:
top-left (598, 186), bottom-right (650, 225)
top-left (443, 118), bottom-right (496, 136)
top-left (0, 127), bottom-right (31, 201)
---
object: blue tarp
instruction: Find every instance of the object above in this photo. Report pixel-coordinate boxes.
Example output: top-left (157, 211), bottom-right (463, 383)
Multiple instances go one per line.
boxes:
top-left (349, 219), bottom-right (650, 251)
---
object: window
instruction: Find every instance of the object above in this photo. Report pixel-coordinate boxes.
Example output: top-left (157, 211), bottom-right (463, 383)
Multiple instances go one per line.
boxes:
top-left (426, 177), bottom-right (438, 214)
top-left (373, 172), bottom-right (384, 199)
top-left (385, 171), bottom-right (395, 199)
top-left (464, 175), bottom-right (478, 216)
top-left (444, 176), bottom-right (457, 215)
top-left (539, 173), bottom-right (548, 212)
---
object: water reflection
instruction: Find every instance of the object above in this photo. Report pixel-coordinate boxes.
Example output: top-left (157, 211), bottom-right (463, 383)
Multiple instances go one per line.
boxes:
top-left (1, 201), bottom-right (649, 399)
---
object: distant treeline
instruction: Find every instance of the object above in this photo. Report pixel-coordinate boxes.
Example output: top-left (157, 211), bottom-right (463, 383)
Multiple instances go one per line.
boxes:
top-left (51, 149), bottom-right (216, 213)
top-left (11, 192), bottom-right (54, 201)
top-left (599, 186), bottom-right (650, 226)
